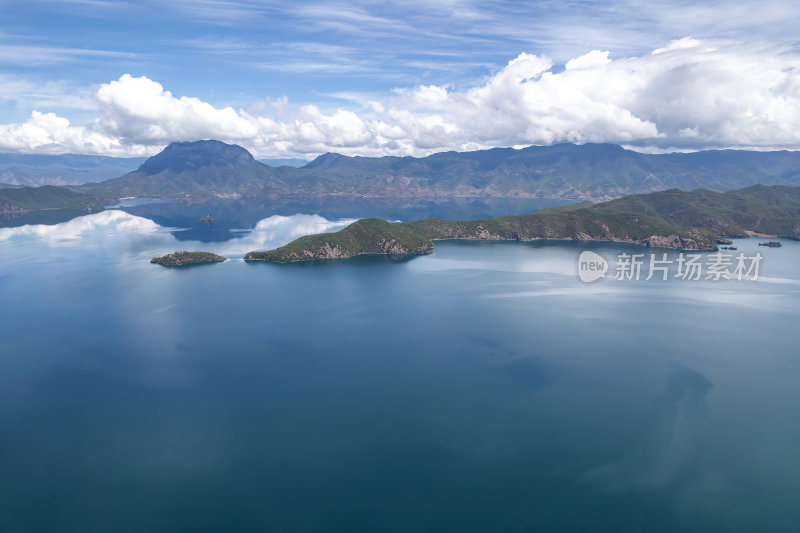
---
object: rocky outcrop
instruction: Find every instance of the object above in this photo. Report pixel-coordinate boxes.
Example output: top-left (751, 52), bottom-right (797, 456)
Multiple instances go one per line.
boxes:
top-left (377, 238), bottom-right (411, 254)
top-left (305, 243), bottom-right (348, 259)
top-left (644, 234), bottom-right (715, 250)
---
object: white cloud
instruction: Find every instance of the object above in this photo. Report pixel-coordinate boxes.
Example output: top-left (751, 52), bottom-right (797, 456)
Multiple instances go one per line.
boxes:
top-left (565, 50), bottom-right (612, 70)
top-left (95, 74), bottom-right (259, 144)
top-left (0, 111), bottom-right (152, 156)
top-left (1, 39), bottom-right (800, 157)
top-left (0, 75), bottom-right (96, 112)
top-left (652, 38), bottom-right (703, 55)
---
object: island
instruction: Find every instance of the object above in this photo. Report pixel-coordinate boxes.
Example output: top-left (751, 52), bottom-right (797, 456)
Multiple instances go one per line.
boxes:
top-left (151, 251), bottom-right (227, 266)
top-left (245, 218), bottom-right (435, 262)
top-left (245, 185), bottom-right (800, 263)
top-left (198, 215), bottom-right (215, 224)
top-left (759, 241), bottom-right (783, 247)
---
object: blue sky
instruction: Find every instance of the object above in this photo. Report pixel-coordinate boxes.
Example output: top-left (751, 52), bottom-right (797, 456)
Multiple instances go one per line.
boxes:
top-left (1, 0), bottom-right (799, 157)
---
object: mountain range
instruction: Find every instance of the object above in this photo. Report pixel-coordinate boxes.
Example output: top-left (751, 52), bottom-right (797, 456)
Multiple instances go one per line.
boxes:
top-left (0, 185), bottom-right (109, 215)
top-left (81, 140), bottom-right (800, 202)
top-left (3, 139), bottom-right (800, 215)
top-left (0, 151), bottom-right (308, 188)
top-left (0, 153), bottom-right (147, 187)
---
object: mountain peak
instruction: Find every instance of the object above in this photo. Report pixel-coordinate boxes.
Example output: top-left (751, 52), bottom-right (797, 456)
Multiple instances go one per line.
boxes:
top-left (138, 140), bottom-right (258, 175)
top-left (303, 152), bottom-right (350, 169)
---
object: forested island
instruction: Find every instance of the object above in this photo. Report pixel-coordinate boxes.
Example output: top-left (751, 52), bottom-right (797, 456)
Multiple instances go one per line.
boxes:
top-left (151, 251), bottom-right (227, 266)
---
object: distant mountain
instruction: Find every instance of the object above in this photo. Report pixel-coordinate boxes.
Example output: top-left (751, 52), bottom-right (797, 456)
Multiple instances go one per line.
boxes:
top-left (84, 140), bottom-right (290, 199)
top-left (244, 185), bottom-right (800, 262)
top-left (258, 158), bottom-right (309, 168)
top-left (78, 140), bottom-right (800, 202)
top-left (0, 185), bottom-right (109, 214)
top-left (0, 153), bottom-right (146, 187)
top-left (298, 143), bottom-right (800, 199)
top-left (137, 140), bottom-right (255, 174)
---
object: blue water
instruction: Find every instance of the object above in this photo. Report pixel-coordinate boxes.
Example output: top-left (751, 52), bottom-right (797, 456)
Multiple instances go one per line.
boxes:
top-left (1, 204), bottom-right (799, 532)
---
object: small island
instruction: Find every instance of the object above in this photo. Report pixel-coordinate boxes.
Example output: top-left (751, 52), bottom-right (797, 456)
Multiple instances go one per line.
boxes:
top-left (759, 241), bottom-right (782, 247)
top-left (198, 215), bottom-right (215, 224)
top-left (716, 238), bottom-right (734, 245)
top-left (151, 251), bottom-right (227, 266)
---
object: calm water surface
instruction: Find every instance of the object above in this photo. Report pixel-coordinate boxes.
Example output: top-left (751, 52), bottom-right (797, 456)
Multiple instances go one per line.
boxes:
top-left (0, 201), bottom-right (798, 532)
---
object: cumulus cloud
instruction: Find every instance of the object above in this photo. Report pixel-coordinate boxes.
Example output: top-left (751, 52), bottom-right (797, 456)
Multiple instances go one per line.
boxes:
top-left (96, 74), bottom-right (259, 144)
top-left (0, 111), bottom-right (152, 156)
top-left (1, 39), bottom-right (799, 157)
top-left (565, 50), bottom-right (612, 70)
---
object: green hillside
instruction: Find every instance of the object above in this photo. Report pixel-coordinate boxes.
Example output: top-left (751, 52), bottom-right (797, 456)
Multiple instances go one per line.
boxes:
top-left (245, 218), bottom-right (434, 262)
top-left (0, 185), bottom-right (109, 214)
top-left (245, 185), bottom-right (800, 262)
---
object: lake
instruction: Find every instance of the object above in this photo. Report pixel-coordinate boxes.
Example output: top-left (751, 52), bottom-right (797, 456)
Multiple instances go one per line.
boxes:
top-left (1, 200), bottom-right (798, 532)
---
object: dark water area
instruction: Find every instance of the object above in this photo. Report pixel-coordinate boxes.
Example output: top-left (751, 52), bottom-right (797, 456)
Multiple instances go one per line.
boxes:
top-left (0, 208), bottom-right (97, 228)
top-left (0, 205), bottom-right (799, 532)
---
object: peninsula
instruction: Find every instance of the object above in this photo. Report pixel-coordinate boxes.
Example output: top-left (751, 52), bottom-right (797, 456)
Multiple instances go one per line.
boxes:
top-left (0, 185), bottom-right (109, 215)
top-left (245, 185), bottom-right (800, 263)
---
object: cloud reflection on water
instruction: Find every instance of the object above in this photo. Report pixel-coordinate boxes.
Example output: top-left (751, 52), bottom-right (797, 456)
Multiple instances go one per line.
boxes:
top-left (0, 210), bottom-right (163, 243)
top-left (0, 210), bottom-right (356, 258)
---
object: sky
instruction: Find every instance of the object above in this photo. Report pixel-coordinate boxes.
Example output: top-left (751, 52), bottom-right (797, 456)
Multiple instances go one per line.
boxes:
top-left (0, 0), bottom-right (799, 158)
